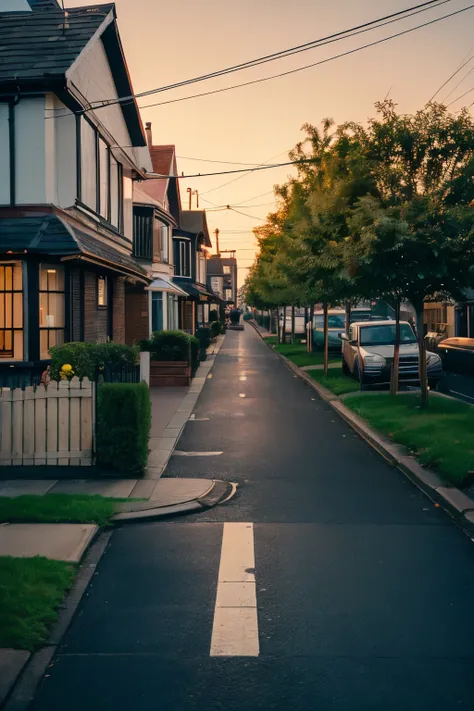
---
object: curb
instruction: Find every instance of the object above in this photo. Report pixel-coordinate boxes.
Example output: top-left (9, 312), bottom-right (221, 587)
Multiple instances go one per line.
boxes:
top-left (111, 479), bottom-right (233, 523)
top-left (252, 321), bottom-right (474, 539)
top-left (2, 531), bottom-right (111, 711)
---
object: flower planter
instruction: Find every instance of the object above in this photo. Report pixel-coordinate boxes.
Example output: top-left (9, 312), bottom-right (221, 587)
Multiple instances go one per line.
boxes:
top-left (150, 360), bottom-right (191, 387)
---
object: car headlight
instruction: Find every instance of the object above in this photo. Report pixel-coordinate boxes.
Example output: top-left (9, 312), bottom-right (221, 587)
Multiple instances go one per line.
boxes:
top-left (364, 354), bottom-right (386, 365)
top-left (426, 352), bottom-right (441, 365)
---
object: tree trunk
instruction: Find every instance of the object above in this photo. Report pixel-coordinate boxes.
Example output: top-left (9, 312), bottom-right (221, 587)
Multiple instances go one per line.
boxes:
top-left (415, 303), bottom-right (428, 407)
top-left (277, 307), bottom-right (282, 344)
top-left (344, 301), bottom-right (352, 335)
top-left (282, 306), bottom-right (287, 345)
top-left (390, 297), bottom-right (401, 396)
top-left (309, 304), bottom-right (315, 353)
top-left (291, 305), bottom-right (296, 344)
top-left (268, 309), bottom-right (272, 335)
top-left (323, 301), bottom-right (329, 376)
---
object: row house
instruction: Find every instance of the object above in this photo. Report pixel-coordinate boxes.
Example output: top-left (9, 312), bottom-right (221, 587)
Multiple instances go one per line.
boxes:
top-left (207, 252), bottom-right (238, 305)
top-left (0, 0), bottom-right (152, 381)
top-left (133, 123), bottom-right (215, 337)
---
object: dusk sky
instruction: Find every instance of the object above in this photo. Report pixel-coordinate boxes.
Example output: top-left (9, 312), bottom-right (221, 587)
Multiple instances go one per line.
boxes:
top-left (67, 0), bottom-right (474, 284)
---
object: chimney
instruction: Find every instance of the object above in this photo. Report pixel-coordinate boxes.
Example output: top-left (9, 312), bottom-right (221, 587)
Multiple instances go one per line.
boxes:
top-left (145, 122), bottom-right (153, 148)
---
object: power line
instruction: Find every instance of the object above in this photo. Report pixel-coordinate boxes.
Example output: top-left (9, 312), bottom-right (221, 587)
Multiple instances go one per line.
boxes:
top-left (446, 84), bottom-right (474, 106)
top-left (240, 190), bottom-right (276, 205)
top-left (441, 60), bottom-right (474, 102)
top-left (49, 0), bottom-right (451, 117)
top-left (200, 150), bottom-right (289, 196)
top-left (231, 208), bottom-right (267, 221)
top-left (428, 42), bottom-right (474, 102)
top-left (136, 2), bottom-right (471, 112)
top-left (147, 158), bottom-right (312, 180)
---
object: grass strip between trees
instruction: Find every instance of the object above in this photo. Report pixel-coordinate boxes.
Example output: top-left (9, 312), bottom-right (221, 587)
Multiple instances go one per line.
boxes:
top-left (308, 367), bottom-right (360, 395)
top-left (345, 393), bottom-right (474, 486)
top-left (0, 556), bottom-right (76, 651)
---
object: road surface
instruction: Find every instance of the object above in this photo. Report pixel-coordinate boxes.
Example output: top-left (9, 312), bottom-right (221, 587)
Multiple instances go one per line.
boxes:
top-left (31, 326), bottom-right (474, 711)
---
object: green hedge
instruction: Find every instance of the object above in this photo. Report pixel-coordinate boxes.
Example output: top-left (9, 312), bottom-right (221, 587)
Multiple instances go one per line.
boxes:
top-left (209, 309), bottom-right (219, 323)
top-left (139, 330), bottom-right (191, 362)
top-left (50, 342), bottom-right (138, 381)
top-left (195, 327), bottom-right (211, 350)
top-left (96, 382), bottom-right (151, 476)
top-left (210, 321), bottom-right (224, 337)
top-left (189, 335), bottom-right (200, 375)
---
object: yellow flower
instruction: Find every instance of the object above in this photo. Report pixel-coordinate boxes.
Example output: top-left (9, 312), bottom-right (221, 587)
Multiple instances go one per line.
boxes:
top-left (61, 364), bottom-right (73, 373)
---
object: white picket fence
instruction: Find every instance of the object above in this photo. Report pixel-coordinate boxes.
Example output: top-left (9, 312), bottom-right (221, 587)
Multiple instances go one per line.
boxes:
top-left (0, 377), bottom-right (95, 466)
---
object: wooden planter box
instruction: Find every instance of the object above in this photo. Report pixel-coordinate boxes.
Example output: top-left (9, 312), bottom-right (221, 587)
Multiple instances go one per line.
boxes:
top-left (150, 360), bottom-right (191, 387)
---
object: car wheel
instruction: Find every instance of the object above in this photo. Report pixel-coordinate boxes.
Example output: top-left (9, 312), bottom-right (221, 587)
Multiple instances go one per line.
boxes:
top-left (355, 360), bottom-right (367, 391)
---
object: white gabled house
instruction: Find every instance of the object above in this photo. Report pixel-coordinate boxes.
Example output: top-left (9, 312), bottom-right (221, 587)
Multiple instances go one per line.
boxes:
top-left (0, 0), bottom-right (152, 384)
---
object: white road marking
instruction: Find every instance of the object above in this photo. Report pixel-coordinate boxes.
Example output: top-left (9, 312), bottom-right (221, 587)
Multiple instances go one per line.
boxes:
top-left (207, 374), bottom-right (213, 379)
top-left (210, 523), bottom-right (259, 657)
top-left (173, 451), bottom-right (223, 457)
top-left (239, 393), bottom-right (246, 398)
top-left (239, 376), bottom-right (247, 381)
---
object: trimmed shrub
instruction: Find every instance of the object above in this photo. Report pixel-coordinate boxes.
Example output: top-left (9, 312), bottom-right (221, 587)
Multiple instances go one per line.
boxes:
top-left (139, 330), bottom-right (191, 362)
top-left (210, 321), bottom-right (224, 337)
top-left (209, 309), bottom-right (219, 322)
top-left (50, 342), bottom-right (138, 381)
top-left (195, 327), bottom-right (211, 350)
top-left (96, 382), bottom-right (151, 476)
top-left (189, 335), bottom-right (200, 375)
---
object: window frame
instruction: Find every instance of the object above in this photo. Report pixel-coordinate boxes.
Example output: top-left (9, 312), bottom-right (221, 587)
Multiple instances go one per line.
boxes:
top-left (39, 264), bottom-right (66, 361)
top-left (178, 240), bottom-right (191, 278)
top-left (0, 261), bottom-right (23, 360)
top-left (97, 276), bottom-right (108, 308)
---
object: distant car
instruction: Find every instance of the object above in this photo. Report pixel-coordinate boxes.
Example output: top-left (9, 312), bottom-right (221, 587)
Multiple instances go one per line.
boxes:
top-left (436, 337), bottom-right (474, 376)
top-left (341, 320), bottom-right (443, 389)
top-left (311, 308), bottom-right (373, 350)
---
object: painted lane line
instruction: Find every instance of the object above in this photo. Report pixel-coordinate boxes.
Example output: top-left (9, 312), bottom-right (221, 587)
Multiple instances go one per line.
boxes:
top-left (210, 522), bottom-right (259, 657)
top-left (173, 451), bottom-right (223, 457)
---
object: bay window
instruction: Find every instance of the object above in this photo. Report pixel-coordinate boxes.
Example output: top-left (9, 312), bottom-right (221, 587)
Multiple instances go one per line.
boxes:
top-left (167, 293), bottom-right (178, 330)
top-left (80, 118), bottom-right (97, 211)
top-left (151, 292), bottom-right (163, 332)
top-left (0, 262), bottom-right (23, 360)
top-left (98, 137), bottom-right (109, 219)
top-left (39, 264), bottom-right (65, 360)
top-left (177, 240), bottom-right (191, 277)
top-left (159, 224), bottom-right (169, 263)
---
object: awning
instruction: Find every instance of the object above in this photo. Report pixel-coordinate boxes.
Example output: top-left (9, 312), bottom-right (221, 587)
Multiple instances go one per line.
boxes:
top-left (146, 276), bottom-right (188, 296)
top-left (173, 277), bottom-right (216, 301)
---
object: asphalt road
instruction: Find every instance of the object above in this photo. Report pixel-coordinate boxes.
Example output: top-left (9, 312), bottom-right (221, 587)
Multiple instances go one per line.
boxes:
top-left (31, 326), bottom-right (474, 711)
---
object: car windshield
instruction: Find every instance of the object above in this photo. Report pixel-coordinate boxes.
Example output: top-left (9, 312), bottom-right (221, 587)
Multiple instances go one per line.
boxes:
top-left (360, 323), bottom-right (416, 346)
top-left (314, 315), bottom-right (345, 329)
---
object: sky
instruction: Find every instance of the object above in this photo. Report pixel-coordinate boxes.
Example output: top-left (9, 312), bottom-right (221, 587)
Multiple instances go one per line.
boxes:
top-left (67, 0), bottom-right (474, 285)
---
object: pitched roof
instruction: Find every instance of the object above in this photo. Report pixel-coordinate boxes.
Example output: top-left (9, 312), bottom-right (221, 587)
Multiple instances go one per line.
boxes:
top-left (0, 214), bottom-right (148, 280)
top-left (0, 4), bottom-right (115, 83)
top-left (140, 145), bottom-right (176, 206)
top-left (180, 210), bottom-right (212, 248)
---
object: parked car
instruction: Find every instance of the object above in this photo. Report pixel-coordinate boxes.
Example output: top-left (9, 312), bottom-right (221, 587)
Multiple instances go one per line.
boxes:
top-left (340, 321), bottom-right (443, 389)
top-left (312, 308), bottom-right (373, 350)
top-left (436, 337), bottom-right (474, 376)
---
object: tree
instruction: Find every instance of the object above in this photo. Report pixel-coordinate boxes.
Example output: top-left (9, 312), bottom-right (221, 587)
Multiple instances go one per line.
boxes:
top-left (346, 101), bottom-right (474, 405)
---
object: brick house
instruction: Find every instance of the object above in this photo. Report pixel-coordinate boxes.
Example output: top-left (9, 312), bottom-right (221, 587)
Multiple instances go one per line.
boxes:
top-left (129, 126), bottom-right (188, 342)
top-left (0, 0), bottom-right (151, 383)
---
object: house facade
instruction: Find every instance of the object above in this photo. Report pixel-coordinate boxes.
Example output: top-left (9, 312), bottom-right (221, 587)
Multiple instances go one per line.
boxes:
top-left (130, 127), bottom-right (188, 340)
top-left (173, 211), bottom-right (215, 333)
top-left (0, 0), bottom-right (151, 381)
top-left (207, 253), bottom-right (238, 305)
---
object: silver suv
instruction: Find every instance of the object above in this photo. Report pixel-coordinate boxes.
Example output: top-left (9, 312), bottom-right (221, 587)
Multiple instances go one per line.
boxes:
top-left (340, 321), bottom-right (443, 389)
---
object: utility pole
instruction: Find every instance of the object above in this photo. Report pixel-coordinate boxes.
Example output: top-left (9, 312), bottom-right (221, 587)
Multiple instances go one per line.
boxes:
top-left (195, 190), bottom-right (199, 208)
top-left (214, 228), bottom-right (220, 255)
top-left (187, 187), bottom-right (192, 210)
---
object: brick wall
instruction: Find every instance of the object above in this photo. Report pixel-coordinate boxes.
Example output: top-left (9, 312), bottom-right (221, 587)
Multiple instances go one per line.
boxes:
top-left (125, 287), bottom-right (148, 345)
top-left (113, 277), bottom-right (125, 344)
top-left (83, 271), bottom-right (108, 343)
top-left (70, 267), bottom-right (82, 341)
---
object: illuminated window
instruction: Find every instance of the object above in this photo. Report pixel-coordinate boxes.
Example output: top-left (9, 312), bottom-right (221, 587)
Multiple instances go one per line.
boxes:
top-left (223, 265), bottom-right (231, 274)
top-left (0, 262), bottom-right (23, 360)
top-left (97, 276), bottom-right (108, 307)
top-left (39, 265), bottom-right (65, 360)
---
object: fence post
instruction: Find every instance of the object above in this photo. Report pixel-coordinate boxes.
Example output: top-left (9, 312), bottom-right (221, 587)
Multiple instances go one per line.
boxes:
top-left (140, 351), bottom-right (150, 385)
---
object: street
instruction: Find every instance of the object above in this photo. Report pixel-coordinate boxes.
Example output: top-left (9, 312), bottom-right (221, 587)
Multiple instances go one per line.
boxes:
top-left (31, 326), bottom-right (474, 711)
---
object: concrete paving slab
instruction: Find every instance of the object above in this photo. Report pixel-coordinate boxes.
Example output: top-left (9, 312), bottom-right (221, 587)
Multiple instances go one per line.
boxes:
top-left (147, 449), bottom-right (171, 469)
top-left (0, 480), bottom-right (57, 497)
top-left (128, 480), bottom-right (157, 499)
top-left (49, 480), bottom-right (137, 498)
top-left (154, 439), bottom-right (175, 453)
top-left (436, 487), bottom-right (474, 514)
top-left (0, 649), bottom-right (30, 706)
top-left (148, 478), bottom-right (214, 505)
top-left (0, 523), bottom-right (97, 562)
top-left (168, 413), bottom-right (189, 429)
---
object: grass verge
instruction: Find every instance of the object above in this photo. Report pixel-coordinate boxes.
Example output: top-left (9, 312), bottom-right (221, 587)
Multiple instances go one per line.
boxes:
top-left (0, 556), bottom-right (76, 650)
top-left (345, 393), bottom-right (474, 486)
top-left (274, 342), bottom-right (337, 367)
top-left (0, 494), bottom-right (130, 526)
top-left (309, 367), bottom-right (361, 396)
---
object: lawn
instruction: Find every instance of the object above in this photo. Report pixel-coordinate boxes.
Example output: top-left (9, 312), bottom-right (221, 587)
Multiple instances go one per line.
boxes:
top-left (273, 341), bottom-right (338, 368)
top-left (308, 366), bottom-right (361, 396)
top-left (345, 393), bottom-right (474, 486)
top-left (0, 556), bottom-right (76, 650)
top-left (0, 494), bottom-right (128, 526)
